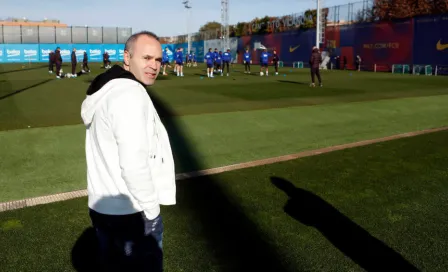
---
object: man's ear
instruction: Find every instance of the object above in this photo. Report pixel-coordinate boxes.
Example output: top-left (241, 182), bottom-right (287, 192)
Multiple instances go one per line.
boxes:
top-left (123, 50), bottom-right (131, 66)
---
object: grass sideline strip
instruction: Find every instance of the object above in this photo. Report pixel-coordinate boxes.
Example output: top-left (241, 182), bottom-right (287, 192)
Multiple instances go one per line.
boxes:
top-left (1, 126), bottom-right (447, 213)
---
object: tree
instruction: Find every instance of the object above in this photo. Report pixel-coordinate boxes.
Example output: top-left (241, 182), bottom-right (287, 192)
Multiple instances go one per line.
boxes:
top-left (355, 5), bottom-right (377, 23)
top-left (434, 0), bottom-right (448, 14)
top-left (390, 0), bottom-right (415, 18)
top-left (198, 21), bottom-right (222, 33)
top-left (413, 0), bottom-right (432, 16)
top-left (301, 9), bottom-right (317, 29)
top-left (234, 22), bottom-right (246, 37)
top-left (255, 16), bottom-right (270, 34)
top-left (373, 0), bottom-right (444, 20)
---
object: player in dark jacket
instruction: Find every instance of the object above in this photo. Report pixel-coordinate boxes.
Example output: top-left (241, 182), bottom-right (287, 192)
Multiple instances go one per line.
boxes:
top-left (309, 47), bottom-right (323, 87)
top-left (82, 51), bottom-right (90, 73)
top-left (54, 47), bottom-right (63, 78)
top-left (49, 51), bottom-right (55, 73)
top-left (103, 52), bottom-right (111, 68)
top-left (71, 48), bottom-right (77, 77)
top-left (271, 50), bottom-right (280, 75)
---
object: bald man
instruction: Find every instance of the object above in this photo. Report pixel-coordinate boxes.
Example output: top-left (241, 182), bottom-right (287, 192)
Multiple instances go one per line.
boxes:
top-left (81, 31), bottom-right (176, 271)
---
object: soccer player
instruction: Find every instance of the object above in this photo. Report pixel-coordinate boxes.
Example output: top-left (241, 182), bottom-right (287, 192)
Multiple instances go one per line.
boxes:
top-left (162, 47), bottom-right (170, 75)
top-left (216, 51), bottom-right (223, 75)
top-left (204, 48), bottom-right (214, 78)
top-left (48, 50), bottom-right (55, 73)
top-left (55, 47), bottom-right (62, 79)
top-left (355, 55), bottom-right (362, 71)
top-left (213, 48), bottom-right (219, 72)
top-left (71, 48), bottom-right (77, 77)
top-left (272, 50), bottom-right (279, 75)
top-left (82, 51), bottom-right (90, 73)
top-left (260, 48), bottom-right (270, 76)
top-left (192, 52), bottom-right (197, 67)
top-left (243, 48), bottom-right (251, 74)
top-left (222, 48), bottom-right (231, 76)
top-left (187, 51), bottom-right (193, 67)
top-left (103, 52), bottom-right (111, 69)
top-left (175, 48), bottom-right (184, 77)
top-left (309, 46), bottom-right (323, 87)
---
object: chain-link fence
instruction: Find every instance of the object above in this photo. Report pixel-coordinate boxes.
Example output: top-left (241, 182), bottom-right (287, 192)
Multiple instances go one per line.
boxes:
top-left (160, 0), bottom-right (373, 43)
top-left (0, 26), bottom-right (132, 44)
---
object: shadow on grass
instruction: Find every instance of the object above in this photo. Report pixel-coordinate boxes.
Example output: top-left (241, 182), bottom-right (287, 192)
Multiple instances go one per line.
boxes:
top-left (277, 80), bottom-right (306, 85)
top-left (0, 79), bottom-right (53, 101)
top-left (271, 176), bottom-right (420, 272)
top-left (0, 64), bottom-right (48, 75)
top-left (149, 90), bottom-right (288, 271)
top-left (70, 84), bottom-right (288, 271)
top-left (71, 227), bottom-right (100, 271)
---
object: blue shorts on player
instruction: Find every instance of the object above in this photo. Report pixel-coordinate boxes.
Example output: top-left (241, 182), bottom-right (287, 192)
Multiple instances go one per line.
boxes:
top-left (261, 62), bottom-right (268, 67)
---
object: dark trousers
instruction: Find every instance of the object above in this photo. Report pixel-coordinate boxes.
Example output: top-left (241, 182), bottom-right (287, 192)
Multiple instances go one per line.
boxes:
top-left (273, 61), bottom-right (278, 72)
top-left (244, 62), bottom-right (250, 72)
top-left (72, 62), bottom-right (77, 75)
top-left (56, 62), bottom-right (61, 76)
top-left (223, 61), bottom-right (230, 73)
top-left (49, 61), bottom-right (54, 72)
top-left (83, 61), bottom-right (90, 71)
top-left (89, 209), bottom-right (164, 272)
top-left (311, 67), bottom-right (322, 84)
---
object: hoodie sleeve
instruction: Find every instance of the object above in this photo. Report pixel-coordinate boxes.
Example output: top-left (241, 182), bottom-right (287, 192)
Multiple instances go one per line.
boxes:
top-left (109, 85), bottom-right (160, 220)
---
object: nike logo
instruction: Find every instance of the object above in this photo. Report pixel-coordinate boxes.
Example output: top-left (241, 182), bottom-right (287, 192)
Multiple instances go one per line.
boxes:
top-left (289, 45), bottom-right (300, 52)
top-left (436, 39), bottom-right (448, 51)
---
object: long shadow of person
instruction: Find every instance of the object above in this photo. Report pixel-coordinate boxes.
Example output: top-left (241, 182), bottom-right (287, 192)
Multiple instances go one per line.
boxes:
top-left (270, 176), bottom-right (420, 272)
top-left (147, 90), bottom-right (288, 271)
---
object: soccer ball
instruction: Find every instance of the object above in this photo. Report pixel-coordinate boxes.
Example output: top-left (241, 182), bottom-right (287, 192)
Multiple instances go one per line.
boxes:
top-left (260, 72), bottom-right (264, 76)
top-left (66, 73), bottom-right (72, 78)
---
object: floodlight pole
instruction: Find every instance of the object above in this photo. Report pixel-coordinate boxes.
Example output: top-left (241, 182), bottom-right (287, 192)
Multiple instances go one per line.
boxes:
top-left (221, 0), bottom-right (229, 51)
top-left (316, 0), bottom-right (321, 49)
top-left (183, 1), bottom-right (192, 54)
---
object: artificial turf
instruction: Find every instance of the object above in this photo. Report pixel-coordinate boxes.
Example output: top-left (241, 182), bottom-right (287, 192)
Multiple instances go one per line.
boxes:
top-left (1, 129), bottom-right (448, 271)
top-left (1, 62), bottom-right (448, 131)
top-left (1, 63), bottom-right (448, 202)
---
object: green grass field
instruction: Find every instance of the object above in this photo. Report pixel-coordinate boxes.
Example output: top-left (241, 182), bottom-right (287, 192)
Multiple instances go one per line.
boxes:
top-left (1, 62), bottom-right (448, 271)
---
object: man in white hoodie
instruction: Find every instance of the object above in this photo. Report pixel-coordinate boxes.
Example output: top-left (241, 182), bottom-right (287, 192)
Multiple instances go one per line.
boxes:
top-left (80, 31), bottom-right (176, 271)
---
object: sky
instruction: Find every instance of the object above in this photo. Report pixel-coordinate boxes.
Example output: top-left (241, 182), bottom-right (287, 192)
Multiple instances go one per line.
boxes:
top-left (1, 0), bottom-right (352, 37)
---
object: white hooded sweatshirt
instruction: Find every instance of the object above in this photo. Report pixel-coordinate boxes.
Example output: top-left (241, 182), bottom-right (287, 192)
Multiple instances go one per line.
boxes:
top-left (81, 65), bottom-right (176, 220)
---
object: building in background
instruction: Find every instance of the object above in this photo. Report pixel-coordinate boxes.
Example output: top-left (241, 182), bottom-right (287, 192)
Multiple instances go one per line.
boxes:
top-left (0, 17), bottom-right (67, 28)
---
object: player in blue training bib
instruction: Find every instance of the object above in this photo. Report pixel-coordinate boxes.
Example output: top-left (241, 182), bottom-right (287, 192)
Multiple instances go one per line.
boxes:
top-left (243, 48), bottom-right (252, 74)
top-left (204, 48), bottom-right (215, 78)
top-left (260, 48), bottom-right (270, 76)
top-left (187, 51), bottom-right (193, 67)
top-left (222, 49), bottom-right (232, 76)
top-left (216, 51), bottom-right (223, 75)
top-left (213, 48), bottom-right (219, 72)
top-left (162, 47), bottom-right (170, 75)
top-left (175, 48), bottom-right (184, 77)
top-left (192, 52), bottom-right (197, 67)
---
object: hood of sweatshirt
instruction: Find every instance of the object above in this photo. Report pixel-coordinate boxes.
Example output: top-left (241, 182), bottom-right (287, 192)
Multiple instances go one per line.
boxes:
top-left (81, 65), bottom-right (145, 126)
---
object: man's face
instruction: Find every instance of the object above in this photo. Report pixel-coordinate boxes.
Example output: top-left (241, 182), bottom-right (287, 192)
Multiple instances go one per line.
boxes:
top-left (124, 35), bottom-right (162, 86)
